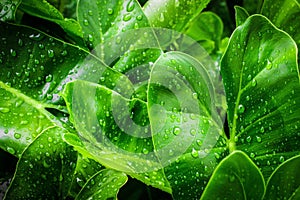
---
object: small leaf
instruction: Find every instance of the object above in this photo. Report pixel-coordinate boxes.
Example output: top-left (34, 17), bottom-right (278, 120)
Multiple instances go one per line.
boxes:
top-left (75, 169), bottom-right (127, 200)
top-left (234, 6), bottom-right (249, 27)
top-left (201, 151), bottom-right (265, 200)
top-left (4, 126), bottom-right (78, 200)
top-left (264, 155), bottom-right (300, 200)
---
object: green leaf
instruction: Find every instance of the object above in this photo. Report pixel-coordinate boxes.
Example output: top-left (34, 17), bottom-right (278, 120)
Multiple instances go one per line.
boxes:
top-left (75, 169), bottom-right (127, 200)
top-left (234, 6), bottom-right (249, 27)
top-left (148, 51), bottom-right (227, 199)
top-left (0, 0), bottom-right (21, 21)
top-left (185, 11), bottom-right (223, 51)
top-left (264, 155), bottom-right (300, 200)
top-left (0, 81), bottom-right (60, 157)
top-left (4, 126), bottom-right (78, 200)
top-left (201, 151), bottom-right (265, 200)
top-left (143, 0), bottom-right (211, 32)
top-left (261, 0), bottom-right (300, 51)
top-left (61, 80), bottom-right (171, 193)
top-left (221, 14), bottom-right (300, 178)
top-left (19, 0), bottom-right (83, 43)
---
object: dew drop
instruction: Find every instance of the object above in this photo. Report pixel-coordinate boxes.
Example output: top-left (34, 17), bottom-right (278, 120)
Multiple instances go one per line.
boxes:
top-left (7, 147), bottom-right (16, 155)
top-left (14, 133), bottom-right (21, 139)
top-left (45, 74), bottom-right (53, 82)
top-left (47, 49), bottom-right (54, 58)
top-left (266, 59), bottom-right (272, 70)
top-left (191, 148), bottom-right (198, 158)
top-left (136, 15), bottom-right (143, 21)
top-left (18, 39), bottom-right (23, 46)
top-left (107, 8), bottom-right (113, 15)
top-left (250, 152), bottom-right (255, 158)
top-left (0, 107), bottom-right (10, 113)
top-left (123, 13), bottom-right (132, 21)
top-left (173, 127), bottom-right (181, 135)
top-left (256, 136), bottom-right (262, 143)
top-left (88, 10), bottom-right (93, 16)
top-left (10, 49), bottom-right (16, 57)
top-left (88, 34), bottom-right (94, 42)
top-left (260, 126), bottom-right (265, 133)
top-left (126, 0), bottom-right (135, 12)
top-left (238, 104), bottom-right (245, 114)
top-left (142, 148), bottom-right (149, 154)
top-left (48, 137), bottom-right (53, 143)
top-left (83, 19), bottom-right (89, 26)
top-left (159, 13), bottom-right (165, 22)
top-left (279, 156), bottom-right (285, 163)
top-left (251, 79), bottom-right (257, 87)
top-left (190, 128), bottom-right (196, 136)
top-left (246, 136), bottom-right (251, 143)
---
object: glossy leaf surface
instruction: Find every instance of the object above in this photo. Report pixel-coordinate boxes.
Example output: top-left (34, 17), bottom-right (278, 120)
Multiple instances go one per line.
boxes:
top-left (201, 151), bottom-right (265, 200)
top-left (221, 15), bottom-right (300, 178)
top-left (4, 126), bottom-right (77, 200)
top-left (264, 155), bottom-right (300, 200)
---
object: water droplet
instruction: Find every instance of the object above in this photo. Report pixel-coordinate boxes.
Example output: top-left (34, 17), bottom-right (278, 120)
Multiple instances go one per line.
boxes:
top-left (191, 148), bottom-right (198, 158)
top-left (0, 107), bottom-right (10, 113)
top-left (48, 137), bottom-right (53, 143)
top-left (18, 39), bottom-right (23, 46)
top-left (88, 10), bottom-right (93, 16)
top-left (142, 148), bottom-right (149, 154)
top-left (14, 133), bottom-right (21, 139)
top-left (173, 127), bottom-right (181, 135)
top-left (126, 0), bottom-right (135, 12)
top-left (238, 104), bottom-right (245, 114)
top-left (45, 74), bottom-right (53, 82)
top-left (250, 152), bottom-right (255, 158)
top-left (10, 49), bottom-right (16, 57)
top-left (279, 156), bottom-right (285, 163)
top-left (192, 93), bottom-right (198, 99)
top-left (61, 50), bottom-right (68, 56)
top-left (246, 136), bottom-right (251, 143)
top-left (47, 49), bottom-right (54, 58)
top-left (251, 79), bottom-right (257, 87)
top-left (83, 19), bottom-right (89, 26)
top-left (29, 33), bottom-right (44, 41)
top-left (159, 13), bottom-right (165, 22)
top-left (190, 128), bottom-right (196, 136)
top-left (88, 34), bottom-right (94, 42)
top-left (260, 126), bottom-right (265, 133)
top-left (123, 13), bottom-right (132, 21)
top-left (266, 59), bottom-right (272, 70)
top-left (107, 8), bottom-right (113, 15)
top-left (7, 147), bottom-right (16, 155)
top-left (136, 15), bottom-right (143, 21)
top-left (256, 136), bottom-right (262, 143)
top-left (20, 120), bottom-right (28, 125)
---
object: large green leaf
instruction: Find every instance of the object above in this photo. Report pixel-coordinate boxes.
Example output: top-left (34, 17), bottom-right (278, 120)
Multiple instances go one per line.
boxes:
top-left (75, 169), bottom-right (127, 200)
top-left (221, 14), bottom-right (300, 178)
top-left (148, 51), bottom-right (227, 199)
top-left (19, 0), bottom-right (83, 43)
top-left (201, 151), bottom-right (265, 200)
top-left (261, 0), bottom-right (300, 51)
top-left (4, 126), bottom-right (77, 200)
top-left (143, 0), bottom-right (211, 32)
top-left (264, 155), bottom-right (300, 199)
